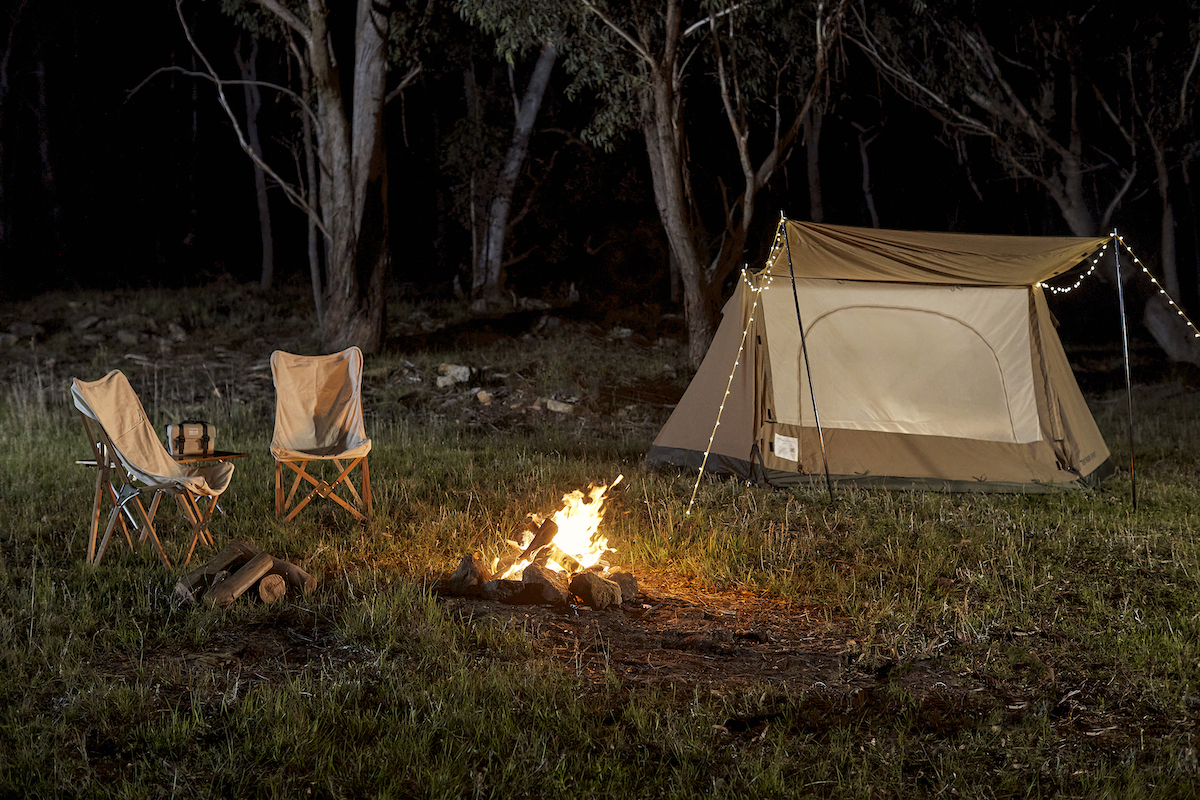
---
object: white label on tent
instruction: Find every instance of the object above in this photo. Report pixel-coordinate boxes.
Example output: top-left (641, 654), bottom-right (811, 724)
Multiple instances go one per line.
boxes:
top-left (774, 433), bottom-right (799, 462)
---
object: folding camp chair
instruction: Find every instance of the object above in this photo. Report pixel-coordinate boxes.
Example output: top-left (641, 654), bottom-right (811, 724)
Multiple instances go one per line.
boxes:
top-left (72, 370), bottom-right (235, 570)
top-left (270, 347), bottom-right (373, 521)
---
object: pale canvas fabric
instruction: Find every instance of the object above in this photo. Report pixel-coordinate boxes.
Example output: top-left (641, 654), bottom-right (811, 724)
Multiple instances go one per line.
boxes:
top-left (765, 222), bottom-right (1108, 285)
top-left (763, 281), bottom-right (1039, 443)
top-left (71, 370), bottom-right (234, 497)
top-left (270, 347), bottom-right (372, 461)
top-left (648, 220), bottom-right (1112, 489)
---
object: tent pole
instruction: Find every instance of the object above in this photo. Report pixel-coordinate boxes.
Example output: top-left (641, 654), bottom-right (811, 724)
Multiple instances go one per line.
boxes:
top-left (782, 214), bottom-right (834, 503)
top-left (1113, 229), bottom-right (1138, 511)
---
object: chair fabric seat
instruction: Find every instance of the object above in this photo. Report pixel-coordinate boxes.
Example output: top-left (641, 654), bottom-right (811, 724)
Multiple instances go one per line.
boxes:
top-left (270, 347), bottom-right (372, 521)
top-left (71, 369), bottom-right (234, 569)
top-left (72, 371), bottom-right (234, 498)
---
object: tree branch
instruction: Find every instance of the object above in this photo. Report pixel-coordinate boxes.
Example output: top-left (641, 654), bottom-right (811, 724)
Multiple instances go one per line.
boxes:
top-left (578, 0), bottom-right (654, 65)
top-left (174, 0), bottom-right (327, 237)
top-left (254, 0), bottom-right (312, 47)
top-left (384, 63), bottom-right (422, 105)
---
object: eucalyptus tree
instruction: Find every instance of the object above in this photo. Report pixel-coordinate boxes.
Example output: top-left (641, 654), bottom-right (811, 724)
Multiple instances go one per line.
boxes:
top-left (461, 0), bottom-right (846, 365)
top-left (849, 0), bottom-right (1200, 363)
top-left (447, 1), bottom-right (561, 304)
top-left (161, 0), bottom-right (432, 352)
top-left (581, 0), bottom-right (847, 366)
top-left (850, 0), bottom-right (1140, 240)
top-left (1121, 6), bottom-right (1200, 301)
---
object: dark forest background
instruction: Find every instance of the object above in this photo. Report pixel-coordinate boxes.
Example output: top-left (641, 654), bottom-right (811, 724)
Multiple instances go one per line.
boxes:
top-left (3, 0), bottom-right (1198, 362)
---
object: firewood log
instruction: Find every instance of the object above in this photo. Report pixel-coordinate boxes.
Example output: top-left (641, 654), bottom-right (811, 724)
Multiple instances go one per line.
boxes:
top-left (267, 558), bottom-right (316, 593)
top-left (203, 552), bottom-right (274, 607)
top-left (257, 573), bottom-right (287, 604)
top-left (174, 541), bottom-right (260, 602)
top-left (519, 518), bottom-right (559, 561)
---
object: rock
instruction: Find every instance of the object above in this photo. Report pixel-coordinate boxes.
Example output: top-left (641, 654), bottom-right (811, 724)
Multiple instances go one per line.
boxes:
top-left (476, 390), bottom-right (493, 405)
top-left (569, 572), bottom-right (623, 610)
top-left (435, 375), bottom-right (457, 388)
top-left (437, 363), bottom-right (471, 383)
top-left (606, 326), bottom-right (633, 340)
top-left (115, 329), bottom-right (140, 346)
top-left (168, 322), bottom-right (187, 342)
top-left (544, 398), bottom-right (574, 414)
top-left (520, 564), bottom-right (568, 605)
top-left (480, 579), bottom-right (527, 603)
top-left (610, 571), bottom-right (638, 603)
top-left (0, 333), bottom-right (17, 347)
top-left (73, 315), bottom-right (100, 332)
top-left (443, 553), bottom-right (493, 596)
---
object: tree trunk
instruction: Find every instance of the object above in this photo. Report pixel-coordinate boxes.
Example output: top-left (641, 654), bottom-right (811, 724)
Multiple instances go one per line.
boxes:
top-left (1150, 139), bottom-right (1181, 300)
top-left (291, 38), bottom-right (323, 322)
top-left (856, 125), bottom-right (880, 228)
top-left (803, 106), bottom-right (823, 223)
top-left (298, 0), bottom-right (389, 353)
top-left (641, 25), bottom-right (713, 368)
top-left (473, 42), bottom-right (557, 303)
top-left (236, 38), bottom-right (274, 290)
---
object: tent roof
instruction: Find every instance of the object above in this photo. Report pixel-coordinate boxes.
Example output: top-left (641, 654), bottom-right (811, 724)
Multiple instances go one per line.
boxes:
top-left (766, 221), bottom-right (1109, 286)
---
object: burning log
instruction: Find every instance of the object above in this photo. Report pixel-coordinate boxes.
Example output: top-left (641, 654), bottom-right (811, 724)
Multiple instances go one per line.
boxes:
top-left (519, 517), bottom-right (559, 562)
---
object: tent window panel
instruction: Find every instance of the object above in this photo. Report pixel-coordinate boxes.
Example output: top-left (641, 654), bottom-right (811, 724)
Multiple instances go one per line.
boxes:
top-left (763, 283), bottom-right (1041, 444)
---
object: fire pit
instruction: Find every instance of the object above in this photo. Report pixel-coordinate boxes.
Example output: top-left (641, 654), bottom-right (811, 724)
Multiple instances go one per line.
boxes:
top-left (438, 476), bottom-right (636, 610)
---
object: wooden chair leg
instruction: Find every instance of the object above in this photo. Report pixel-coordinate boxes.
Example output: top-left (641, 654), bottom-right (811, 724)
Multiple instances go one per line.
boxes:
top-left (277, 458), bottom-right (372, 521)
top-left (130, 491), bottom-right (171, 571)
top-left (362, 457), bottom-right (372, 517)
top-left (180, 494), bottom-right (216, 568)
top-left (88, 466), bottom-right (106, 563)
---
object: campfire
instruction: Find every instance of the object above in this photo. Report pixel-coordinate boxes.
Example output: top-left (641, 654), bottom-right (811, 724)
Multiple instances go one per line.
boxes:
top-left (494, 474), bottom-right (622, 579)
top-left (440, 475), bottom-right (637, 610)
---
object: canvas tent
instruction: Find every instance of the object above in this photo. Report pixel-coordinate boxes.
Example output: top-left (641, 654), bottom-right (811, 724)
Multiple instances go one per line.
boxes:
top-left (647, 220), bottom-right (1114, 492)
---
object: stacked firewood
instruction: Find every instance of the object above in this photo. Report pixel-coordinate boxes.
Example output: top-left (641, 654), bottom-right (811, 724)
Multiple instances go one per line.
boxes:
top-left (174, 541), bottom-right (316, 607)
top-left (438, 551), bottom-right (637, 611)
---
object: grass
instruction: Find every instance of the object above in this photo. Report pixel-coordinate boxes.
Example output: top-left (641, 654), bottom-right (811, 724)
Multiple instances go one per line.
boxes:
top-left (1, 285), bottom-right (1198, 797)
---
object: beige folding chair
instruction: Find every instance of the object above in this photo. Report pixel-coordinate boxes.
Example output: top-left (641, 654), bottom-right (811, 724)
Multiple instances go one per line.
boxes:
top-left (72, 370), bottom-right (235, 570)
top-left (270, 347), bottom-right (373, 521)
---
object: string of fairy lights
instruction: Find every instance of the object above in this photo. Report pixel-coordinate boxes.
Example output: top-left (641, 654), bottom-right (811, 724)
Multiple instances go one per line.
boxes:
top-left (686, 222), bottom-right (797, 514)
top-left (685, 227), bottom-right (1200, 513)
top-left (686, 270), bottom-right (764, 515)
top-left (1039, 232), bottom-right (1200, 340)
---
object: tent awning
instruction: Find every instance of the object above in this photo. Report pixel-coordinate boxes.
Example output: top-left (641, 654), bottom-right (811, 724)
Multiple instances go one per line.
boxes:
top-left (766, 221), bottom-right (1108, 285)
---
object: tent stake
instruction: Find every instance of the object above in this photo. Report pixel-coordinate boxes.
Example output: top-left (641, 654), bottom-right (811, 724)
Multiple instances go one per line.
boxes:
top-left (1113, 229), bottom-right (1138, 511)
top-left (782, 215), bottom-right (834, 503)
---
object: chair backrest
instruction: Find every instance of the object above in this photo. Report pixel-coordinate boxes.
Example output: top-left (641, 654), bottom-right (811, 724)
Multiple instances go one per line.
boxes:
top-left (72, 370), bottom-right (189, 488)
top-left (270, 347), bottom-right (370, 459)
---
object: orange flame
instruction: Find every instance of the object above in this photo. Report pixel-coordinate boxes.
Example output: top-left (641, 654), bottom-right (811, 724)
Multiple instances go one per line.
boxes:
top-left (496, 475), bottom-right (622, 580)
